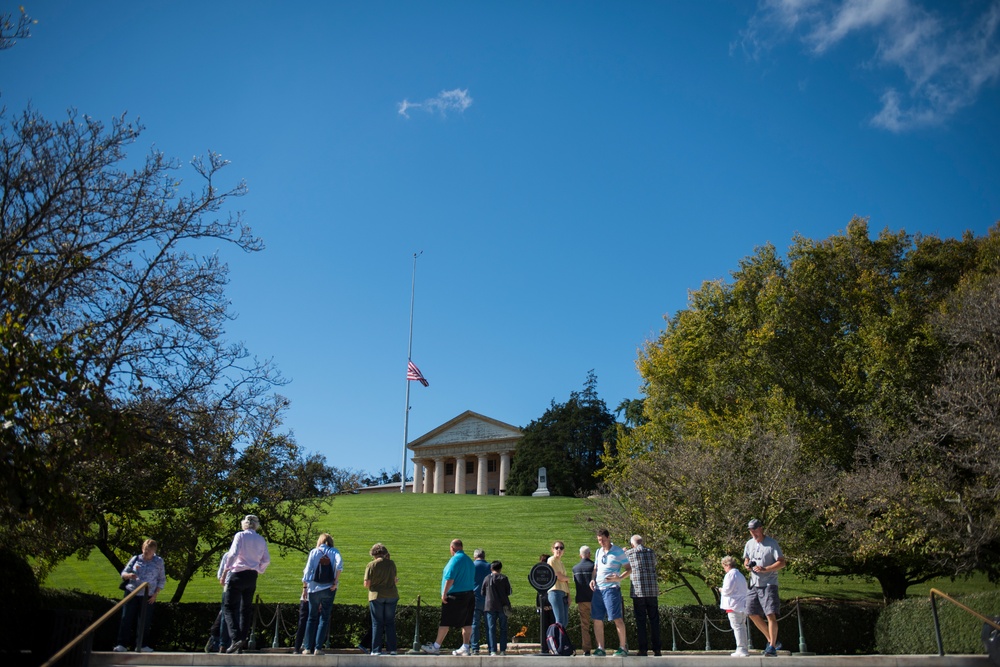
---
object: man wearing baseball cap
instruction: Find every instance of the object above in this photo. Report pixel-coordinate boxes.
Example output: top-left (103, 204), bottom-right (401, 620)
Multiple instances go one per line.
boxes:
top-left (743, 519), bottom-right (785, 656)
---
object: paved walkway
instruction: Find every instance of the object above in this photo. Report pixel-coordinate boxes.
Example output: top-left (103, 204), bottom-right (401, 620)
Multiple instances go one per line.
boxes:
top-left (90, 648), bottom-right (992, 667)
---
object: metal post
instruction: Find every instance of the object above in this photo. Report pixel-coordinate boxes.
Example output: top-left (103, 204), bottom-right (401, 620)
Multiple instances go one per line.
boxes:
top-left (670, 617), bottom-right (677, 651)
top-left (796, 599), bottom-right (814, 655)
top-left (931, 591), bottom-right (945, 656)
top-left (248, 595), bottom-right (259, 650)
top-left (400, 251), bottom-right (422, 493)
top-left (746, 616), bottom-right (754, 651)
top-left (272, 603), bottom-right (281, 648)
top-left (704, 614), bottom-right (711, 651)
top-left (410, 596), bottom-right (423, 653)
top-left (135, 599), bottom-right (148, 651)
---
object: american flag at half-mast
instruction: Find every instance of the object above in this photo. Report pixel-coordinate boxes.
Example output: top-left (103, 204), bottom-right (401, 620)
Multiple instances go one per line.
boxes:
top-left (407, 360), bottom-right (429, 387)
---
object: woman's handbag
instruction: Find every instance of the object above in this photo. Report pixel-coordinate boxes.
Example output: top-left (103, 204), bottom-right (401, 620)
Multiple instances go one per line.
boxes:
top-left (119, 555), bottom-right (138, 592)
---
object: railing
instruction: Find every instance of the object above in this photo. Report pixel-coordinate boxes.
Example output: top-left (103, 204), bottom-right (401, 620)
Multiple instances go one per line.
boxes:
top-left (40, 582), bottom-right (149, 667)
top-left (929, 588), bottom-right (1000, 657)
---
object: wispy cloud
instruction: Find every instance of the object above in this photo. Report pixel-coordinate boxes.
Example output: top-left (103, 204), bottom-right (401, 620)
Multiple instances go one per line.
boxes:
top-left (397, 88), bottom-right (473, 119)
top-left (740, 0), bottom-right (1000, 131)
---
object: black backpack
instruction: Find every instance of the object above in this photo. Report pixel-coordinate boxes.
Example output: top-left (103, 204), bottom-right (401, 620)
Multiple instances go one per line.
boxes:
top-left (314, 549), bottom-right (335, 584)
top-left (546, 622), bottom-right (573, 656)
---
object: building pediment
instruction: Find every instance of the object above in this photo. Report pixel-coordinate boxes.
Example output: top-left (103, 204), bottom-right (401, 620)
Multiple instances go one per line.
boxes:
top-left (408, 410), bottom-right (521, 453)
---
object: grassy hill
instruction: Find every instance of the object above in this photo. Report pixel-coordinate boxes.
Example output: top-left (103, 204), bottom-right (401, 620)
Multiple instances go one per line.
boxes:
top-left (42, 493), bottom-right (997, 606)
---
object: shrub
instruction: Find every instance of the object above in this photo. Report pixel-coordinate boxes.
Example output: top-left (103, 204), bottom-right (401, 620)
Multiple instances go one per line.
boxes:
top-left (877, 591), bottom-right (1000, 655)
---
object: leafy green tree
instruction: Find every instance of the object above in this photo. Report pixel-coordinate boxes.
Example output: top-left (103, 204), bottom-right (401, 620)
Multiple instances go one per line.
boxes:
top-left (604, 219), bottom-right (999, 600)
top-left (0, 108), bottom-right (333, 590)
top-left (507, 371), bottom-right (617, 496)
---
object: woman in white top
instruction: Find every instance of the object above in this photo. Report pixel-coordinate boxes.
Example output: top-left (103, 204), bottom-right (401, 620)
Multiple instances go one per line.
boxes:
top-left (719, 555), bottom-right (750, 657)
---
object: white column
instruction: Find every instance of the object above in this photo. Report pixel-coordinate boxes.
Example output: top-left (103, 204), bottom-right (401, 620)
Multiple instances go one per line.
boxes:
top-left (412, 459), bottom-right (423, 494)
top-left (476, 454), bottom-right (488, 496)
top-left (433, 457), bottom-right (445, 494)
top-left (455, 456), bottom-right (466, 495)
top-left (423, 460), bottom-right (433, 494)
top-left (499, 451), bottom-right (511, 496)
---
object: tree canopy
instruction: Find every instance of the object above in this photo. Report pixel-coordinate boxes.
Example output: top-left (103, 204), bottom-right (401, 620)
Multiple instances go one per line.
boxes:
top-left (507, 371), bottom-right (617, 496)
top-left (602, 218), bottom-right (1000, 600)
top-left (0, 109), bottom-right (335, 599)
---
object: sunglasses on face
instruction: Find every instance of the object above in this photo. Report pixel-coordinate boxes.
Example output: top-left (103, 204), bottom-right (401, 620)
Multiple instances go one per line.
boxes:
top-left (554, 546), bottom-right (564, 550)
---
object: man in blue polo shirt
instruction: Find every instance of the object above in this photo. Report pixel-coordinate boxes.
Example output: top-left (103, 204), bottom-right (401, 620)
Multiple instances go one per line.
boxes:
top-left (422, 539), bottom-right (476, 656)
top-left (589, 528), bottom-right (631, 657)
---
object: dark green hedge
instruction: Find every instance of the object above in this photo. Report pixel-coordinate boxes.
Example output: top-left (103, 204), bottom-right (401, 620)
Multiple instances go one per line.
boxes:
top-left (876, 591), bottom-right (1000, 655)
top-left (18, 591), bottom-right (884, 655)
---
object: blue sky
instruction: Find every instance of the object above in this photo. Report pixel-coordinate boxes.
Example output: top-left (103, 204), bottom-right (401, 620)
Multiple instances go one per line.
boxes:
top-left (4, 1), bottom-right (999, 476)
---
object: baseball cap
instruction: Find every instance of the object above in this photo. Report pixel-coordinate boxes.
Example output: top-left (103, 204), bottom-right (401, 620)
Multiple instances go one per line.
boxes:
top-left (748, 518), bottom-right (763, 530)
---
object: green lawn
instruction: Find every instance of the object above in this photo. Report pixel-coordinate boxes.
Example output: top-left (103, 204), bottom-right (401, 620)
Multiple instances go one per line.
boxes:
top-left (42, 494), bottom-right (998, 606)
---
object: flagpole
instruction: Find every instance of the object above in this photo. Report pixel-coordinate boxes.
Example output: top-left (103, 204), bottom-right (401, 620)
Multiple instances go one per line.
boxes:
top-left (401, 251), bottom-right (421, 493)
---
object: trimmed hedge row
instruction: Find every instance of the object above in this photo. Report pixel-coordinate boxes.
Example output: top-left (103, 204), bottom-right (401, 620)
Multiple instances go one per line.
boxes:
top-left (876, 590), bottom-right (1000, 655)
top-left (12, 589), bottom-right (996, 658)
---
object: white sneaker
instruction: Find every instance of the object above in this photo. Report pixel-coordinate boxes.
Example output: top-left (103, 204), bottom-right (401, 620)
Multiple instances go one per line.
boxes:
top-left (371, 651), bottom-right (381, 656)
top-left (453, 645), bottom-right (471, 656)
top-left (490, 652), bottom-right (498, 657)
top-left (731, 651), bottom-right (750, 657)
top-left (302, 649), bottom-right (312, 655)
top-left (140, 647), bottom-right (154, 653)
top-left (112, 645), bottom-right (128, 652)
top-left (422, 643), bottom-right (440, 654)
top-left (314, 649), bottom-right (325, 655)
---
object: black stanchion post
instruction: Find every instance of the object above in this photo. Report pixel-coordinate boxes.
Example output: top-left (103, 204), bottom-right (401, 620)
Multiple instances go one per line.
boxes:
top-left (135, 597), bottom-right (148, 652)
top-left (248, 594), bottom-right (260, 650)
top-left (273, 603), bottom-right (281, 649)
top-left (410, 596), bottom-right (423, 653)
top-left (795, 599), bottom-right (814, 655)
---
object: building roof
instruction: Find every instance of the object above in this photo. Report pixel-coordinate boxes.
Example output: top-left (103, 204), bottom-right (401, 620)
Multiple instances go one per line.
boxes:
top-left (407, 410), bottom-right (522, 454)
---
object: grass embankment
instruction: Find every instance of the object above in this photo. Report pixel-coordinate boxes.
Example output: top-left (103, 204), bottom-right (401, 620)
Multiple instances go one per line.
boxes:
top-left (43, 493), bottom-right (997, 605)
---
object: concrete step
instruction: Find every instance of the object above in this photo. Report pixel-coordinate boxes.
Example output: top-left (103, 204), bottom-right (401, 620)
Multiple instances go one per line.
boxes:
top-left (89, 649), bottom-right (992, 667)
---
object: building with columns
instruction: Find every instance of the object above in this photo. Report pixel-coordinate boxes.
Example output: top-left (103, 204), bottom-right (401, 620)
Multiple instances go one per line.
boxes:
top-left (407, 410), bottom-right (521, 495)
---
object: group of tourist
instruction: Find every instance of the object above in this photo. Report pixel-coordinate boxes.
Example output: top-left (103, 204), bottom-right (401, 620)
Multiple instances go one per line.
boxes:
top-left (419, 539), bottom-right (513, 657)
top-left (113, 515), bottom-right (785, 658)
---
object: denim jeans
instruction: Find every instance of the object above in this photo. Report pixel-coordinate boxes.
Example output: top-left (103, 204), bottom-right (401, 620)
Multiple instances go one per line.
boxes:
top-left (117, 595), bottom-right (154, 648)
top-left (485, 610), bottom-right (508, 653)
top-left (369, 597), bottom-right (398, 653)
top-left (304, 586), bottom-right (337, 651)
top-left (471, 603), bottom-right (486, 652)
top-left (548, 590), bottom-right (569, 628)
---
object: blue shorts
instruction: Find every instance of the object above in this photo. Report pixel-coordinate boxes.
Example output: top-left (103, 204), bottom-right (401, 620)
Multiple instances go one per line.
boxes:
top-left (590, 585), bottom-right (623, 622)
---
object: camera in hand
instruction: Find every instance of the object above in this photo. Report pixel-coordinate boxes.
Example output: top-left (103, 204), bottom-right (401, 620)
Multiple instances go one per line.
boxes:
top-left (748, 561), bottom-right (757, 568)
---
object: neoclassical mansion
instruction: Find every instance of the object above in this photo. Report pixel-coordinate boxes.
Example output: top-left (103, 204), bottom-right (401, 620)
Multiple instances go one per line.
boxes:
top-left (406, 410), bottom-right (522, 495)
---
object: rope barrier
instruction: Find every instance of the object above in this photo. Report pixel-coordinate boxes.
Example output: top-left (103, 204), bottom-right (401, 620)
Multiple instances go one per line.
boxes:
top-left (208, 592), bottom-right (810, 654)
top-left (663, 597), bottom-right (807, 653)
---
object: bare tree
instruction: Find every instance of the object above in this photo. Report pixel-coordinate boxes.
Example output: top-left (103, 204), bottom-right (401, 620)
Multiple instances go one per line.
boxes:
top-left (0, 108), bottom-right (299, 576)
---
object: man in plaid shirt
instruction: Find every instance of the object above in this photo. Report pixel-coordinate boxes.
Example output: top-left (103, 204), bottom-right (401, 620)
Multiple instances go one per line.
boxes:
top-left (625, 535), bottom-right (662, 656)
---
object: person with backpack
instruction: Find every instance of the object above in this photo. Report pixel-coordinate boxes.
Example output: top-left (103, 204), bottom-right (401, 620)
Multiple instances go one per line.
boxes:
top-left (481, 560), bottom-right (512, 656)
top-left (301, 532), bottom-right (343, 655)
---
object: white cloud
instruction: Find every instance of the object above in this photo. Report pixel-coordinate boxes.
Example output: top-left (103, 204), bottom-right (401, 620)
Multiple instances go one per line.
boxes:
top-left (397, 88), bottom-right (473, 119)
top-left (742, 0), bottom-right (1000, 131)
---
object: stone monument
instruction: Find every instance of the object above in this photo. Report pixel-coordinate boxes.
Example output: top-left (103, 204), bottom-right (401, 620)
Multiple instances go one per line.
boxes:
top-left (532, 466), bottom-right (550, 497)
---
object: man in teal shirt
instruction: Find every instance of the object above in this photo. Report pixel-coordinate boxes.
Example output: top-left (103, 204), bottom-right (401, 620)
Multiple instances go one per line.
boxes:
top-left (422, 539), bottom-right (476, 655)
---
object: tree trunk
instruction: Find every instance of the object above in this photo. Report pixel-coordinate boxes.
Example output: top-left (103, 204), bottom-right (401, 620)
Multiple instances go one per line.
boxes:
top-left (875, 566), bottom-right (910, 602)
